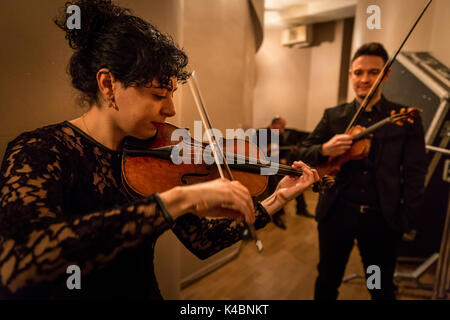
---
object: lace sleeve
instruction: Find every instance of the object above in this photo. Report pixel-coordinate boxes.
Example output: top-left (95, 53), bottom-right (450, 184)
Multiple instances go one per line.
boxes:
top-left (0, 135), bottom-right (170, 294)
top-left (171, 203), bottom-right (271, 260)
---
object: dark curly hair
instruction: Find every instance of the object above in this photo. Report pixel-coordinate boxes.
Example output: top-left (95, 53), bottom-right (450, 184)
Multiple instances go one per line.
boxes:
top-left (54, 0), bottom-right (190, 106)
top-left (351, 42), bottom-right (389, 65)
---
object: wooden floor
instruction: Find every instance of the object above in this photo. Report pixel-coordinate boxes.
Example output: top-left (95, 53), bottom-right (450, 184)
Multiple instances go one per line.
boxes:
top-left (180, 189), bottom-right (436, 300)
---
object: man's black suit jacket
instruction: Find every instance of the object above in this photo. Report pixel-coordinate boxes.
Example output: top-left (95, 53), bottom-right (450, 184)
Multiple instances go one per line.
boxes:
top-left (298, 97), bottom-right (426, 233)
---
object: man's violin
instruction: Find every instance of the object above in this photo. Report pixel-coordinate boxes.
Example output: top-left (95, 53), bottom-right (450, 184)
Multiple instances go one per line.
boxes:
top-left (317, 107), bottom-right (421, 178)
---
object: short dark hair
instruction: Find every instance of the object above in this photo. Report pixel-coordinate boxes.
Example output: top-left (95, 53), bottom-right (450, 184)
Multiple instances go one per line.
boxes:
top-left (271, 117), bottom-right (282, 125)
top-left (351, 42), bottom-right (389, 65)
top-left (54, 0), bottom-right (190, 106)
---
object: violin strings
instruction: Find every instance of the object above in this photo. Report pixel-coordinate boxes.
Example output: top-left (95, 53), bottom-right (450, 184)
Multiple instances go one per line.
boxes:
top-left (179, 142), bottom-right (303, 176)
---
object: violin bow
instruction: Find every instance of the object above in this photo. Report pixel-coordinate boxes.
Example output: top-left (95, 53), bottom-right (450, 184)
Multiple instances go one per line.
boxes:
top-left (345, 0), bottom-right (433, 132)
top-left (188, 71), bottom-right (264, 253)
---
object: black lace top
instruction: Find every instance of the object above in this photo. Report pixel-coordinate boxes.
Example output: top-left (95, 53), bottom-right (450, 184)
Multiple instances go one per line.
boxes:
top-left (0, 121), bottom-right (270, 299)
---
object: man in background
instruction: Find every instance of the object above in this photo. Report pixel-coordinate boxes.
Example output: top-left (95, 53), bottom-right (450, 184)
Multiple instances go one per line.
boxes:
top-left (298, 43), bottom-right (426, 300)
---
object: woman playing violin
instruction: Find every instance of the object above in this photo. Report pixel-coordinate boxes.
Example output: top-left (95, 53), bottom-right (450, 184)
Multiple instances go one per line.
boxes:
top-left (0, 0), bottom-right (318, 299)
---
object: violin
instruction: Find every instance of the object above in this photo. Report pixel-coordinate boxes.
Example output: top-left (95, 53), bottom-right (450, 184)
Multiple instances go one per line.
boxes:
top-left (121, 121), bottom-right (334, 200)
top-left (317, 107), bottom-right (420, 178)
top-left (121, 122), bottom-right (267, 198)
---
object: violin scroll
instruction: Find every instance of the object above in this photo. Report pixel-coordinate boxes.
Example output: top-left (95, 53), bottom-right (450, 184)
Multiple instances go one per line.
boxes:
top-left (390, 107), bottom-right (421, 126)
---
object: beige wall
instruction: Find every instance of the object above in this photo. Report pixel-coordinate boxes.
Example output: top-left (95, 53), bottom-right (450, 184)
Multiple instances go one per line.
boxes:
top-left (352, 0), bottom-right (436, 55)
top-left (429, 0), bottom-right (450, 67)
top-left (254, 20), bottom-right (349, 132)
top-left (305, 20), bottom-right (346, 131)
top-left (349, 0), bottom-right (450, 99)
top-left (0, 0), bottom-right (78, 159)
top-left (253, 27), bottom-right (311, 130)
top-left (181, 0), bottom-right (259, 132)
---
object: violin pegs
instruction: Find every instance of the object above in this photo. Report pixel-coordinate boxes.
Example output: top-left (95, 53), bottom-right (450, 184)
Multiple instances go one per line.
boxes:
top-left (323, 175), bottom-right (335, 188)
top-left (312, 175), bottom-right (335, 193)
